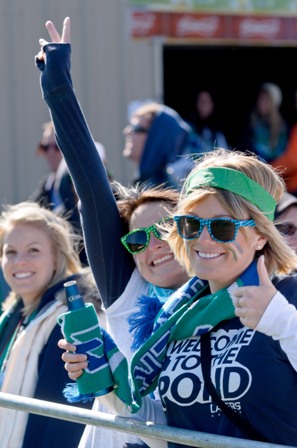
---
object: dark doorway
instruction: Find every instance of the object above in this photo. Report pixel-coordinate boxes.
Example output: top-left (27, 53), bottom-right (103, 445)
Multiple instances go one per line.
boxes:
top-left (163, 45), bottom-right (297, 150)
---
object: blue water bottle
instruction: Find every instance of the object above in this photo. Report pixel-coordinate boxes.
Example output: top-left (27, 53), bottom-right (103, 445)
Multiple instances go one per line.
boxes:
top-left (58, 280), bottom-right (114, 397)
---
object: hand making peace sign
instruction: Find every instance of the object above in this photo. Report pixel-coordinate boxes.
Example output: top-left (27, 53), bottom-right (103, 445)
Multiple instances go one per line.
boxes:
top-left (37, 16), bottom-right (71, 62)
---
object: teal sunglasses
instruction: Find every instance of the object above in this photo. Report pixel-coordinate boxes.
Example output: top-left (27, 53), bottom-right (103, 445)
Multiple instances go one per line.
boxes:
top-left (174, 215), bottom-right (256, 243)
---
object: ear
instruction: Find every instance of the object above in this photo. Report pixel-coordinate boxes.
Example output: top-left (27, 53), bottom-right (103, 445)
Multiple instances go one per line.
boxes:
top-left (255, 234), bottom-right (267, 251)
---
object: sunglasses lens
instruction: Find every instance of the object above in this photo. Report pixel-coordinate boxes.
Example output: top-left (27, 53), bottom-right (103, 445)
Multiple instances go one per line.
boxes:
top-left (150, 218), bottom-right (173, 240)
top-left (39, 143), bottom-right (59, 152)
top-left (211, 220), bottom-right (236, 242)
top-left (130, 124), bottom-right (149, 134)
top-left (277, 223), bottom-right (297, 236)
top-left (125, 230), bottom-right (148, 253)
top-left (178, 217), bottom-right (201, 239)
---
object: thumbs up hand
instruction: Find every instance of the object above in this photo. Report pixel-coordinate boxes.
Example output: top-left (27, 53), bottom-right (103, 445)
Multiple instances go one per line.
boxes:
top-left (233, 255), bottom-right (277, 329)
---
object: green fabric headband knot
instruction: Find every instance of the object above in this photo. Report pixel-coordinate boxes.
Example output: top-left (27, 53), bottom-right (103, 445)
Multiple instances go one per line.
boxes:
top-left (185, 167), bottom-right (276, 221)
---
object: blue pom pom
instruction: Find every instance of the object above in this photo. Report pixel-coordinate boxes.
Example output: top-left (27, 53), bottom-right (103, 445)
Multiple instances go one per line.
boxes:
top-left (128, 295), bottom-right (163, 351)
top-left (63, 383), bottom-right (95, 404)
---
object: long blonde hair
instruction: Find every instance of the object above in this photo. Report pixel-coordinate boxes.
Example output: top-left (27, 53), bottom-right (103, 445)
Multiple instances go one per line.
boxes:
top-left (0, 201), bottom-right (82, 312)
top-left (168, 148), bottom-right (297, 277)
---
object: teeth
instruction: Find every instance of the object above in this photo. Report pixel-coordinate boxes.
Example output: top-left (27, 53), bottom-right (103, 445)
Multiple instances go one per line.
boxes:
top-left (153, 254), bottom-right (172, 265)
top-left (199, 252), bottom-right (220, 259)
top-left (14, 272), bottom-right (32, 279)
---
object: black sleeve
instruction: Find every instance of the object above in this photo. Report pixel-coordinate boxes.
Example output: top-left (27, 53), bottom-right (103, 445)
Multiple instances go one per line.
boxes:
top-left (36, 43), bottom-right (135, 307)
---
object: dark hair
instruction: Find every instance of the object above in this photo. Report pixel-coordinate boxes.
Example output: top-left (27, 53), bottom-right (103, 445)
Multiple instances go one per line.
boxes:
top-left (111, 181), bottom-right (179, 223)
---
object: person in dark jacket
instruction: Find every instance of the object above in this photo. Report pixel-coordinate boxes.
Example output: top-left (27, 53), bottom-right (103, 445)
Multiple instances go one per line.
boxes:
top-left (30, 121), bottom-right (80, 228)
top-left (123, 101), bottom-right (198, 189)
top-left (30, 121), bottom-right (111, 266)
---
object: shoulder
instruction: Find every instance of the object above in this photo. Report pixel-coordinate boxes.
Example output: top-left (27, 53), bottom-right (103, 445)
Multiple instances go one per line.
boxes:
top-left (273, 273), bottom-right (297, 304)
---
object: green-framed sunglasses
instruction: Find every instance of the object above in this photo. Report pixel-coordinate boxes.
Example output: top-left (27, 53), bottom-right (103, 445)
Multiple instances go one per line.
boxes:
top-left (121, 218), bottom-right (172, 254)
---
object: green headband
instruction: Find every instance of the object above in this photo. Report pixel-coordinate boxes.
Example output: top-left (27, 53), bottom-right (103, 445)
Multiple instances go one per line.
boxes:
top-left (185, 167), bottom-right (276, 221)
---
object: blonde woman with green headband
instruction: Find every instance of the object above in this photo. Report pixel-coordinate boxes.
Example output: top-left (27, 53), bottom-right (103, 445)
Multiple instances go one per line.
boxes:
top-left (157, 147), bottom-right (297, 446)
top-left (61, 147), bottom-right (297, 446)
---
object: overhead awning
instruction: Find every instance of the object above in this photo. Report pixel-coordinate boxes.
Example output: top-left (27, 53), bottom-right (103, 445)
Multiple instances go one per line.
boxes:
top-left (128, 1), bottom-right (297, 46)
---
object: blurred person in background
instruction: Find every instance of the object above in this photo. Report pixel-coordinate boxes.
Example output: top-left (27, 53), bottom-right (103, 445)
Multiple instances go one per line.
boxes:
top-left (30, 121), bottom-right (108, 265)
top-left (271, 87), bottom-right (297, 197)
top-left (188, 89), bottom-right (229, 153)
top-left (238, 82), bottom-right (288, 163)
top-left (123, 102), bottom-right (198, 190)
top-left (275, 191), bottom-right (297, 253)
top-left (30, 121), bottom-right (78, 222)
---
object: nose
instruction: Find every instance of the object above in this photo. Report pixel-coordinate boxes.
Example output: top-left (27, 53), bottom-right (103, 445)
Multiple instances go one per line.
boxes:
top-left (196, 224), bottom-right (215, 244)
top-left (148, 233), bottom-right (164, 250)
top-left (14, 253), bottom-right (29, 264)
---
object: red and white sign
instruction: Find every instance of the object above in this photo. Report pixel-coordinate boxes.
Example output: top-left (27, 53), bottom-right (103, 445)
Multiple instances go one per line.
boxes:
top-left (129, 10), bottom-right (297, 44)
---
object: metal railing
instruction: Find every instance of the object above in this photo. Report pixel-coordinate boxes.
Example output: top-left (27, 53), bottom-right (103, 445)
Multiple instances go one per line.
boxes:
top-left (0, 392), bottom-right (295, 448)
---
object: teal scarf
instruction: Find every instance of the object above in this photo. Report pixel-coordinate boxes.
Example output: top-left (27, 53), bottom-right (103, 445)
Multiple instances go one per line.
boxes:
top-left (63, 261), bottom-right (259, 411)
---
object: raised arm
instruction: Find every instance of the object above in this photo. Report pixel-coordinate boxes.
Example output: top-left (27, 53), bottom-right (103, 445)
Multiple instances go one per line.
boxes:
top-left (36, 18), bottom-right (134, 307)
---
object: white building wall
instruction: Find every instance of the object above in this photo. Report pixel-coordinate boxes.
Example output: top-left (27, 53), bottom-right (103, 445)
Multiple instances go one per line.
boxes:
top-left (0, 0), bottom-right (162, 205)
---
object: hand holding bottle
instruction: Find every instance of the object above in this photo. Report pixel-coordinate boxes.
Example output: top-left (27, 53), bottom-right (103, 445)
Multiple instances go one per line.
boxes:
top-left (57, 280), bottom-right (114, 399)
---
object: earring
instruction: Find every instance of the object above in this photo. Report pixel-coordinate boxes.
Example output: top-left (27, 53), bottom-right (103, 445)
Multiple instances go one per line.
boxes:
top-left (256, 245), bottom-right (262, 250)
